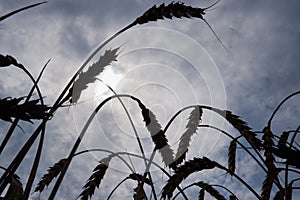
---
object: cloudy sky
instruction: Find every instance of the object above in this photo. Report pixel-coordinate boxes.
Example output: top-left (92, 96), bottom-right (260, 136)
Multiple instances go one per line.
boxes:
top-left (0, 0), bottom-right (300, 199)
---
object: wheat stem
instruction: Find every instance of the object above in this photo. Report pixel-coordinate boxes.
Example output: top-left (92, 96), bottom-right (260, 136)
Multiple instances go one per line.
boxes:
top-left (267, 90), bottom-right (300, 128)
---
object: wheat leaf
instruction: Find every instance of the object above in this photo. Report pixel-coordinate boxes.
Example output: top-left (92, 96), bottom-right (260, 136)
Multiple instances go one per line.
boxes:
top-left (70, 47), bottom-right (120, 103)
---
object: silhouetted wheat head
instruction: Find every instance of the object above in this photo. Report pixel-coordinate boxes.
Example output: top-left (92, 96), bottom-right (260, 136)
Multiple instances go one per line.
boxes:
top-left (195, 182), bottom-right (226, 200)
top-left (70, 47), bottom-right (120, 104)
top-left (162, 157), bottom-right (217, 199)
top-left (79, 155), bottom-right (112, 200)
top-left (171, 107), bottom-right (203, 169)
top-left (228, 138), bottom-right (237, 175)
top-left (0, 97), bottom-right (51, 123)
top-left (34, 158), bottom-right (67, 193)
top-left (137, 99), bottom-right (174, 166)
top-left (261, 126), bottom-right (277, 200)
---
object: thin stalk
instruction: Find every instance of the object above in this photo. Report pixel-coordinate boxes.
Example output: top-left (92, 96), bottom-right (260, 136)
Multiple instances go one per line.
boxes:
top-left (0, 62), bottom-right (47, 195)
top-left (172, 182), bottom-right (238, 200)
top-left (0, 2), bottom-right (47, 22)
top-left (285, 125), bottom-right (300, 199)
top-left (267, 90), bottom-right (300, 127)
top-left (107, 177), bottom-right (129, 200)
top-left (22, 60), bottom-right (50, 199)
top-left (99, 80), bottom-right (158, 200)
top-left (215, 162), bottom-right (261, 199)
top-left (48, 94), bottom-right (141, 199)
top-left (74, 149), bottom-right (135, 173)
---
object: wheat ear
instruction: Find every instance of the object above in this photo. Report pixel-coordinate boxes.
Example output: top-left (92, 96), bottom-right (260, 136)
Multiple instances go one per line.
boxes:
top-left (228, 138), bottom-right (237, 175)
top-left (79, 155), bottom-right (112, 200)
top-left (211, 108), bottom-right (262, 151)
top-left (136, 100), bottom-right (174, 166)
top-left (34, 158), bottom-right (67, 193)
top-left (162, 157), bottom-right (217, 199)
top-left (196, 181), bottom-right (226, 200)
top-left (70, 47), bottom-right (120, 103)
top-left (171, 107), bottom-right (203, 169)
top-left (261, 126), bottom-right (278, 200)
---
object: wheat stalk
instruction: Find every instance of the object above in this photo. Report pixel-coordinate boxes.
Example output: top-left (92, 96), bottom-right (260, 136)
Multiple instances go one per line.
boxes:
top-left (70, 47), bottom-right (120, 103)
top-left (4, 174), bottom-right (23, 200)
top-left (198, 188), bottom-right (205, 200)
top-left (228, 138), bottom-right (237, 175)
top-left (196, 181), bottom-right (226, 200)
top-left (79, 156), bottom-right (112, 200)
top-left (171, 107), bottom-right (203, 169)
top-left (34, 158), bottom-right (67, 193)
top-left (161, 157), bottom-right (217, 199)
top-left (273, 189), bottom-right (284, 200)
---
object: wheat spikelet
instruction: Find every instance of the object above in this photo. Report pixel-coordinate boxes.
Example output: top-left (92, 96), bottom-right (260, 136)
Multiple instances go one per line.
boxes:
top-left (128, 173), bottom-right (151, 185)
top-left (212, 109), bottom-right (262, 150)
top-left (277, 131), bottom-right (289, 147)
top-left (162, 157), bottom-right (217, 199)
top-left (261, 173), bottom-right (277, 200)
top-left (198, 188), bottom-right (205, 200)
top-left (261, 127), bottom-right (277, 200)
top-left (129, 173), bottom-right (151, 200)
top-left (171, 107), bottom-right (203, 169)
top-left (133, 2), bottom-right (206, 26)
top-left (133, 183), bottom-right (147, 200)
top-left (228, 138), bottom-right (237, 175)
top-left (229, 195), bottom-right (238, 200)
top-left (4, 174), bottom-right (23, 200)
top-left (273, 189), bottom-right (284, 200)
top-left (34, 158), bottom-right (67, 193)
top-left (196, 181), bottom-right (226, 200)
top-left (70, 47), bottom-right (120, 103)
top-left (137, 100), bottom-right (174, 166)
top-left (79, 156), bottom-right (112, 200)
top-left (262, 127), bottom-right (276, 168)
top-left (226, 110), bottom-right (262, 150)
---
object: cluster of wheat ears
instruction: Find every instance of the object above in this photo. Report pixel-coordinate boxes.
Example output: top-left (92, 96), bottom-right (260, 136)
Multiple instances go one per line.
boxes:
top-left (0, 1), bottom-right (299, 200)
